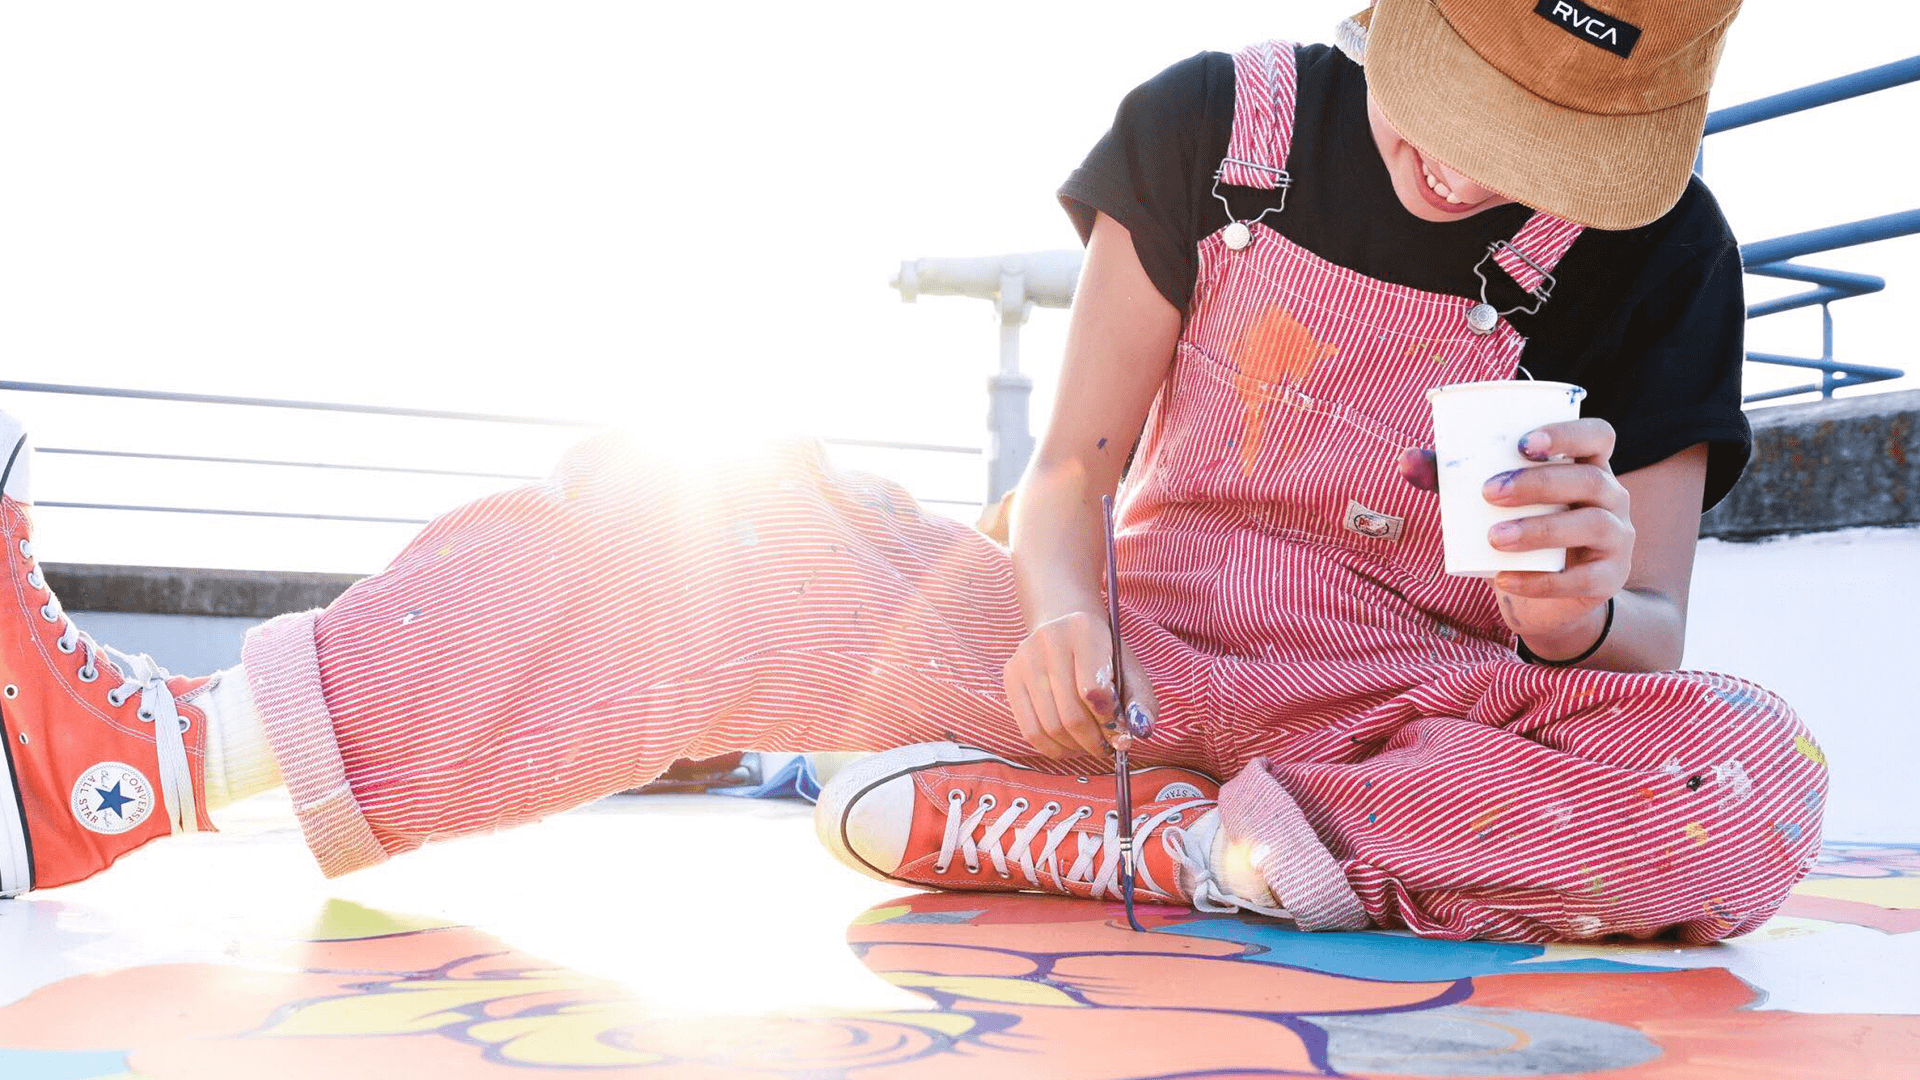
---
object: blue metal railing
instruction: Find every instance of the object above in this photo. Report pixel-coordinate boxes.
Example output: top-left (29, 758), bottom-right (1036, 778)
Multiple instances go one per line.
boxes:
top-left (1705, 56), bottom-right (1920, 136)
top-left (1710, 60), bottom-right (1920, 401)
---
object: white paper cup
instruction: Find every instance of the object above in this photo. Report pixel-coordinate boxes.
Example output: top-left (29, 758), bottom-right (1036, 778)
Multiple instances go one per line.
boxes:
top-left (1424, 379), bottom-right (1588, 578)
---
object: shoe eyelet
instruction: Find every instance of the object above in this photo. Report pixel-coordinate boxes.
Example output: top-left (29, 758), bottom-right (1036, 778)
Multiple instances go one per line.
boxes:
top-left (1077, 806), bottom-right (1092, 818)
top-left (16, 732), bottom-right (26, 746)
top-left (947, 789), bottom-right (964, 804)
top-left (1076, 777), bottom-right (1089, 784)
top-left (1, 685), bottom-right (15, 699)
top-left (26, 572), bottom-right (42, 590)
top-left (977, 794), bottom-right (995, 810)
top-left (1044, 802), bottom-right (1060, 813)
top-left (965, 863), bottom-right (980, 874)
top-left (137, 707), bottom-right (154, 723)
top-left (178, 715), bottom-right (191, 734)
top-left (998, 871), bottom-right (1011, 879)
top-left (105, 688), bottom-right (127, 707)
top-left (77, 665), bottom-right (98, 683)
top-left (1170, 811), bottom-right (1183, 823)
top-left (40, 604), bottom-right (58, 623)
top-left (1106, 810), bottom-right (1119, 820)
top-left (1011, 798), bottom-right (1028, 810)
top-left (17, 540), bottom-right (30, 558)
top-left (55, 638), bottom-right (75, 654)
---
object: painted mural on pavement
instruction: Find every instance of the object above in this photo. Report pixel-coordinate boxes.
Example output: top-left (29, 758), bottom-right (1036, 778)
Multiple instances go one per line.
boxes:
top-left (0, 842), bottom-right (1916, 1079)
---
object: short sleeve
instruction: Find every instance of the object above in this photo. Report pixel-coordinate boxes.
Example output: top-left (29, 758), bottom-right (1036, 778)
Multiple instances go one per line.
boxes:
top-left (1586, 240), bottom-right (1751, 512)
top-left (1057, 52), bottom-right (1226, 319)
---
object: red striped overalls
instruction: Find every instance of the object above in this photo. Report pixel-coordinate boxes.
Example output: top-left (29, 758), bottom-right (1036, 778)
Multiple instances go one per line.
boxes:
top-left (242, 40), bottom-right (1825, 943)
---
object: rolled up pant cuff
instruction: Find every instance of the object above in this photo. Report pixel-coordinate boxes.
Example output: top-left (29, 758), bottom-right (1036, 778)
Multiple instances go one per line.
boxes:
top-left (1217, 759), bottom-right (1370, 931)
top-left (242, 610), bottom-right (389, 878)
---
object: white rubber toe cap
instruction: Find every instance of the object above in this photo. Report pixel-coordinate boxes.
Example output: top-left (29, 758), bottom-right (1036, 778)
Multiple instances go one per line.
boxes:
top-left (814, 741), bottom-right (1014, 885)
top-left (838, 773), bottom-right (916, 876)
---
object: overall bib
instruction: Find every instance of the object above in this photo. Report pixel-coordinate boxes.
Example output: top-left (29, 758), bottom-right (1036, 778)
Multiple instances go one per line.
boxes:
top-left (241, 40), bottom-right (1826, 943)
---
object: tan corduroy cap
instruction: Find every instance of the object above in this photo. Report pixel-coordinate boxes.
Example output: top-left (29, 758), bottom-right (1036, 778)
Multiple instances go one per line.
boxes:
top-left (1352, 0), bottom-right (1743, 230)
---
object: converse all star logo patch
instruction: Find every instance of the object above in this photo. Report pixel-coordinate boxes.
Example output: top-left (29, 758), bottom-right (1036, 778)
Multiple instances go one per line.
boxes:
top-left (1155, 782), bottom-right (1206, 802)
top-left (70, 762), bottom-right (155, 835)
top-left (1533, 0), bottom-right (1641, 59)
top-left (1344, 500), bottom-right (1405, 542)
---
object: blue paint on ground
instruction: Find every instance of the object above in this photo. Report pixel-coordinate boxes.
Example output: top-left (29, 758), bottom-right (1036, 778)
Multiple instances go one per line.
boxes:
top-left (0, 1049), bottom-right (132, 1080)
top-left (883, 910), bottom-right (991, 925)
top-left (1157, 920), bottom-right (1665, 982)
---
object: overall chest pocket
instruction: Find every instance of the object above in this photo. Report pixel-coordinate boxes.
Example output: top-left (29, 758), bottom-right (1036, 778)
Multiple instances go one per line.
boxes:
top-left (1155, 338), bottom-right (1448, 584)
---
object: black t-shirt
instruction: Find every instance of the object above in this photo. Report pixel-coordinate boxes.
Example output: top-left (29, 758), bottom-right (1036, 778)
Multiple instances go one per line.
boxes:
top-left (1058, 45), bottom-right (1752, 512)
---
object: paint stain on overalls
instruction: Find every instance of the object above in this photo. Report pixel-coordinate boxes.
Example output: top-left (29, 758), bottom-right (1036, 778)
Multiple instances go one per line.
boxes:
top-left (1228, 306), bottom-right (1339, 471)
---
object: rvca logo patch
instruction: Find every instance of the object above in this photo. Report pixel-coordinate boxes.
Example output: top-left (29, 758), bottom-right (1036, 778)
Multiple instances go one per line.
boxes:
top-left (1533, 0), bottom-right (1642, 59)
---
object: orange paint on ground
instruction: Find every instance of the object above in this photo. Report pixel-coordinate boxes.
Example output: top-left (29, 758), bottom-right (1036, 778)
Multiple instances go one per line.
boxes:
top-left (3, 854), bottom-right (1920, 1079)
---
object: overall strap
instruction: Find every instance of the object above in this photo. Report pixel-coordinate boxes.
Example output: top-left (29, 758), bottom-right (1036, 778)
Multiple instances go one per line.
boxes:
top-left (1217, 40), bottom-right (1298, 190)
top-left (1490, 213), bottom-right (1585, 299)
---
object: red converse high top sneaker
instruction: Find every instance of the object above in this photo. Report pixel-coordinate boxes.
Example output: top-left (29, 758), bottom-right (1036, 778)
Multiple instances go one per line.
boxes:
top-left (0, 413), bottom-right (215, 897)
top-left (816, 742), bottom-right (1221, 908)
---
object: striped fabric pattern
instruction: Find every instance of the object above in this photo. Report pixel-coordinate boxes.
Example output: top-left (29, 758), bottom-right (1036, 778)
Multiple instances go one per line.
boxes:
top-left (1124, 39), bottom-right (1824, 941)
top-left (1217, 38), bottom-right (1296, 190)
top-left (239, 38), bottom-right (1826, 943)
top-left (1493, 214), bottom-right (1587, 296)
top-left (243, 610), bottom-right (385, 878)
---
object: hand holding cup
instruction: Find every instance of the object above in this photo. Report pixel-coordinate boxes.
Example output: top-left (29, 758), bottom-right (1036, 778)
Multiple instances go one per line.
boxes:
top-left (1406, 381), bottom-right (1633, 645)
top-left (1476, 418), bottom-right (1633, 642)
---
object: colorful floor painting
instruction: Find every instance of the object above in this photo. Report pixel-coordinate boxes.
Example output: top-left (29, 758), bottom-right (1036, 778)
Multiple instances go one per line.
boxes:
top-left (0, 795), bottom-right (1916, 1079)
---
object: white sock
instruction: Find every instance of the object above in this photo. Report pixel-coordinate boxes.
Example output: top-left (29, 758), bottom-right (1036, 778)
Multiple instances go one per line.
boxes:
top-left (1175, 807), bottom-right (1282, 909)
top-left (198, 665), bottom-right (283, 810)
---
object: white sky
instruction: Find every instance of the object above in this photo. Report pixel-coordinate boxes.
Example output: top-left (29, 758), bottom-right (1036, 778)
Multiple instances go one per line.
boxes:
top-left (2, 1), bottom-right (1916, 573)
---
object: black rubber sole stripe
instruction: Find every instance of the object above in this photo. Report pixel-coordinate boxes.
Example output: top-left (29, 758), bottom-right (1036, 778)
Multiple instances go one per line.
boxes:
top-left (0, 702), bottom-right (34, 897)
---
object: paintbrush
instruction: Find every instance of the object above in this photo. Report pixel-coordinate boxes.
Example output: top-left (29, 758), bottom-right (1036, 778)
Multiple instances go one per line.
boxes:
top-left (1100, 493), bottom-right (1151, 932)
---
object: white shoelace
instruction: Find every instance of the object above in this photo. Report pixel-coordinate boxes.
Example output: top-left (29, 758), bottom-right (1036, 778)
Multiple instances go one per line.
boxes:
top-left (19, 539), bottom-right (199, 834)
top-left (934, 789), bottom-right (1214, 901)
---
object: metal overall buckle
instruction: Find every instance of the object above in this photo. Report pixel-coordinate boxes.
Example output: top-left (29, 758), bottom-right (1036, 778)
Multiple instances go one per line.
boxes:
top-left (1467, 240), bottom-right (1556, 335)
top-left (1213, 158), bottom-right (1291, 251)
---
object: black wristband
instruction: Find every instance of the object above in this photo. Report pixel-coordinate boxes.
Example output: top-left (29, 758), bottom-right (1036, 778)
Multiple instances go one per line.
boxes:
top-left (1516, 596), bottom-right (1615, 667)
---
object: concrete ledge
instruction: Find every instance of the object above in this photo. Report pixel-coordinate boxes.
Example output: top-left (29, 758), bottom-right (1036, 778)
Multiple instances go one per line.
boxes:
top-left (30, 389), bottom-right (1918, 612)
top-left (42, 563), bottom-right (361, 619)
top-left (1702, 389), bottom-right (1918, 540)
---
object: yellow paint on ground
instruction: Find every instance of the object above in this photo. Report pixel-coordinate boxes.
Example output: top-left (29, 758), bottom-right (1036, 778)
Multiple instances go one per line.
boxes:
top-left (264, 973), bottom-right (591, 1037)
top-left (1791, 876), bottom-right (1920, 909)
top-left (851, 904), bottom-right (914, 927)
top-left (825, 1009), bottom-right (978, 1037)
top-left (467, 1004), bottom-right (667, 1067)
top-left (883, 973), bottom-right (1082, 1008)
top-left (308, 898), bottom-right (459, 941)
